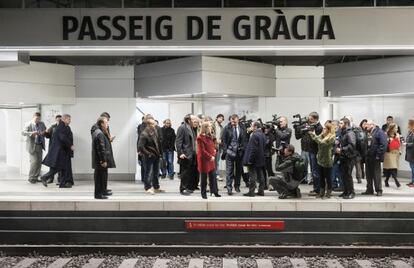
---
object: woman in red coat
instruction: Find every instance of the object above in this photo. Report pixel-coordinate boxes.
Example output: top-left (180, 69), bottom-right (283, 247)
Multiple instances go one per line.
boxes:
top-left (197, 121), bottom-right (221, 199)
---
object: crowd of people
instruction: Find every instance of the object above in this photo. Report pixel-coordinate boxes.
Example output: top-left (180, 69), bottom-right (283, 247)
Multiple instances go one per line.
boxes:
top-left (22, 111), bottom-right (414, 200)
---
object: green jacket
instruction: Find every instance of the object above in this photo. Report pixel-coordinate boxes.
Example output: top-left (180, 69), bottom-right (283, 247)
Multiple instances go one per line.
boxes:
top-left (310, 132), bottom-right (335, 168)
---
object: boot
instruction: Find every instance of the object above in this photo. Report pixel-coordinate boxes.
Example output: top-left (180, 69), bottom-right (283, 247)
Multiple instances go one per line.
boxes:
top-left (394, 177), bottom-right (401, 188)
top-left (385, 178), bottom-right (389, 187)
top-left (325, 189), bottom-right (332, 198)
top-left (316, 188), bottom-right (325, 199)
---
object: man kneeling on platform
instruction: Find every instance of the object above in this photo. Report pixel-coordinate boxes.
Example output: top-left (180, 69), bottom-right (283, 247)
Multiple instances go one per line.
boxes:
top-left (269, 144), bottom-right (306, 199)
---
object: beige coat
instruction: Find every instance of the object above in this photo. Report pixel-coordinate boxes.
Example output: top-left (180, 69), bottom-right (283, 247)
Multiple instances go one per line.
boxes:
top-left (383, 150), bottom-right (400, 169)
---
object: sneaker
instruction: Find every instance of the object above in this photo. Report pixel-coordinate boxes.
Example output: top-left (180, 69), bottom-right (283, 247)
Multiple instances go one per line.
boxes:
top-left (154, 188), bottom-right (165, 193)
top-left (308, 190), bottom-right (318, 196)
top-left (217, 176), bottom-right (224, 181)
top-left (407, 182), bottom-right (414, 187)
top-left (146, 188), bottom-right (155, 195)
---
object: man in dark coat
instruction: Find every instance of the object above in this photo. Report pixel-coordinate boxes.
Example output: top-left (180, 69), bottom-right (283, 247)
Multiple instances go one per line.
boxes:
top-left (161, 119), bottom-right (176, 179)
top-left (43, 114), bottom-right (62, 184)
top-left (364, 119), bottom-right (388, 196)
top-left (243, 121), bottom-right (266, 197)
top-left (90, 112), bottom-right (114, 195)
top-left (336, 117), bottom-right (357, 199)
top-left (175, 114), bottom-right (197, 195)
top-left (221, 114), bottom-right (248, 195)
top-left (92, 117), bottom-right (116, 199)
top-left (42, 114), bottom-right (74, 188)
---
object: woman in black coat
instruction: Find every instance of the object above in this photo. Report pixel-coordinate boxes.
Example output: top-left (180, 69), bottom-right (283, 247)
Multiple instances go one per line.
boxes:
top-left (92, 117), bottom-right (116, 199)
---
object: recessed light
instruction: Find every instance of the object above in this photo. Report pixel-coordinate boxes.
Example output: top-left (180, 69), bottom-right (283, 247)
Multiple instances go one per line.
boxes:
top-left (223, 94), bottom-right (228, 97)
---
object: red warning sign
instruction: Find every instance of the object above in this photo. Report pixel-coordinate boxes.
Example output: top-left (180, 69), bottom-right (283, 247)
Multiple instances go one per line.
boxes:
top-left (185, 220), bottom-right (285, 231)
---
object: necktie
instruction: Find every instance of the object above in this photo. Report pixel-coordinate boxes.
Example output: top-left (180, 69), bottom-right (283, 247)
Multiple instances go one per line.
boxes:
top-left (232, 127), bottom-right (237, 142)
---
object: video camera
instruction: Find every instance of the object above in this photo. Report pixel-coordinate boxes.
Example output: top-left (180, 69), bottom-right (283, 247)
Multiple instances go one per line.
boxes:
top-left (292, 114), bottom-right (315, 133)
top-left (265, 114), bottom-right (282, 129)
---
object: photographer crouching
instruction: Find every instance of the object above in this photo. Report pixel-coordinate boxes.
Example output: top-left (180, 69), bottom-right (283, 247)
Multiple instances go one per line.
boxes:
top-left (269, 144), bottom-right (306, 199)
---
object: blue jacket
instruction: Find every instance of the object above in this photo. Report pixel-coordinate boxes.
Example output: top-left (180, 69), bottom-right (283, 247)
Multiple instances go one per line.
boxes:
top-left (366, 126), bottom-right (388, 162)
top-left (242, 129), bottom-right (266, 168)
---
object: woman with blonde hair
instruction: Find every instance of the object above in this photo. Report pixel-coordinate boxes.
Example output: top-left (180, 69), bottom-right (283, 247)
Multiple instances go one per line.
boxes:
top-left (383, 123), bottom-right (401, 187)
top-left (406, 118), bottom-right (414, 187)
top-left (196, 121), bottom-right (221, 199)
top-left (310, 121), bottom-right (336, 198)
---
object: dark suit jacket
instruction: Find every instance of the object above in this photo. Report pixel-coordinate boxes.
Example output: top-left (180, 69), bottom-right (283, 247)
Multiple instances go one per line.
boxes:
top-left (221, 123), bottom-right (248, 159)
top-left (243, 129), bottom-right (266, 168)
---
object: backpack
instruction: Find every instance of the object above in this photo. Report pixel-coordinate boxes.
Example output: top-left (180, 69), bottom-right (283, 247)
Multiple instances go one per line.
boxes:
top-left (353, 127), bottom-right (368, 158)
top-left (293, 155), bottom-right (307, 181)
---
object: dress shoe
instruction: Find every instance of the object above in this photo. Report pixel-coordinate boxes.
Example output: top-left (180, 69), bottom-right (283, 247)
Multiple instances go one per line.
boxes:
top-left (95, 195), bottom-right (108, 199)
top-left (338, 192), bottom-right (346, 197)
top-left (384, 180), bottom-right (389, 187)
top-left (227, 190), bottom-right (233, 196)
top-left (28, 179), bottom-right (37, 184)
top-left (308, 190), bottom-right (318, 196)
top-left (376, 192), bottom-right (383, 196)
top-left (41, 177), bottom-right (48, 187)
top-left (201, 193), bottom-right (207, 199)
top-left (103, 191), bottom-right (112, 196)
top-left (169, 175), bottom-right (174, 180)
top-left (243, 192), bottom-right (255, 197)
top-left (361, 191), bottom-right (374, 195)
top-left (235, 187), bottom-right (241, 193)
top-left (256, 191), bottom-right (265, 196)
top-left (333, 187), bottom-right (344, 192)
top-left (106, 189), bottom-right (112, 193)
top-left (47, 178), bottom-right (54, 184)
top-left (59, 183), bottom-right (72, 188)
top-left (210, 192), bottom-right (221, 197)
top-left (180, 190), bottom-right (191, 196)
top-left (154, 188), bottom-right (166, 193)
top-left (343, 193), bottom-right (355, 199)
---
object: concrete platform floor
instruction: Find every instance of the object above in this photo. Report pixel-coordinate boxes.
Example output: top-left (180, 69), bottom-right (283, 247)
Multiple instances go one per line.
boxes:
top-left (1, 163), bottom-right (414, 212)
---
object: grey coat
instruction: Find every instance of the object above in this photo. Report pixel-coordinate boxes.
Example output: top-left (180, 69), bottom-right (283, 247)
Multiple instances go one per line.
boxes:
top-left (175, 122), bottom-right (196, 160)
top-left (22, 121), bottom-right (46, 153)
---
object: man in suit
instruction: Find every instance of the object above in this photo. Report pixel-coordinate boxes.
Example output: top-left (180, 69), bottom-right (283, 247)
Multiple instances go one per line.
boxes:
top-left (42, 114), bottom-right (74, 188)
top-left (175, 114), bottom-right (197, 195)
top-left (22, 112), bottom-right (47, 184)
top-left (221, 114), bottom-right (248, 195)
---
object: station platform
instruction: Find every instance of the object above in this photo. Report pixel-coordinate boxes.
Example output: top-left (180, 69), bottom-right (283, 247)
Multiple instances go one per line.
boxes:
top-left (0, 171), bottom-right (414, 213)
top-left (2, 165), bottom-right (414, 246)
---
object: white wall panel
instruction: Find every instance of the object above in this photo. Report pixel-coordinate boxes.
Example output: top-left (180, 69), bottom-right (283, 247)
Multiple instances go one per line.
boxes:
top-left (62, 98), bottom-right (136, 177)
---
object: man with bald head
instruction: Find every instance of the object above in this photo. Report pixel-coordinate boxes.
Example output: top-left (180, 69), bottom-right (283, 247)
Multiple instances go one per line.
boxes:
top-left (363, 119), bottom-right (388, 196)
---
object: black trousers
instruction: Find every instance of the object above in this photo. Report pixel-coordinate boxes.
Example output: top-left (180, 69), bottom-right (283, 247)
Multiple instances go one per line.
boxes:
top-left (94, 168), bottom-right (108, 197)
top-left (179, 158), bottom-right (196, 192)
top-left (265, 156), bottom-right (274, 176)
top-left (200, 171), bottom-right (218, 196)
top-left (340, 158), bottom-right (355, 195)
top-left (366, 157), bottom-right (383, 193)
top-left (248, 166), bottom-right (265, 194)
top-left (318, 165), bottom-right (332, 190)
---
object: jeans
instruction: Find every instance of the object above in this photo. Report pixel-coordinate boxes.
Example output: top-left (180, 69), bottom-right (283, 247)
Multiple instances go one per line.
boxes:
top-left (309, 152), bottom-right (320, 192)
top-left (331, 161), bottom-right (343, 188)
top-left (143, 155), bottom-right (160, 191)
top-left (410, 162), bottom-right (414, 183)
top-left (161, 150), bottom-right (174, 177)
top-left (225, 155), bottom-right (243, 191)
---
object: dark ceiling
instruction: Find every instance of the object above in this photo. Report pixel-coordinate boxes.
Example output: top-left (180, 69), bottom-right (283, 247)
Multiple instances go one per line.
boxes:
top-left (30, 55), bottom-right (396, 66)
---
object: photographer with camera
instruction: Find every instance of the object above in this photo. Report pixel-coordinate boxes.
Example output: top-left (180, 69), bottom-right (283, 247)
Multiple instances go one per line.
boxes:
top-left (221, 114), bottom-right (248, 195)
top-left (293, 112), bottom-right (323, 196)
top-left (274, 116), bottom-right (292, 150)
top-left (269, 144), bottom-right (306, 199)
